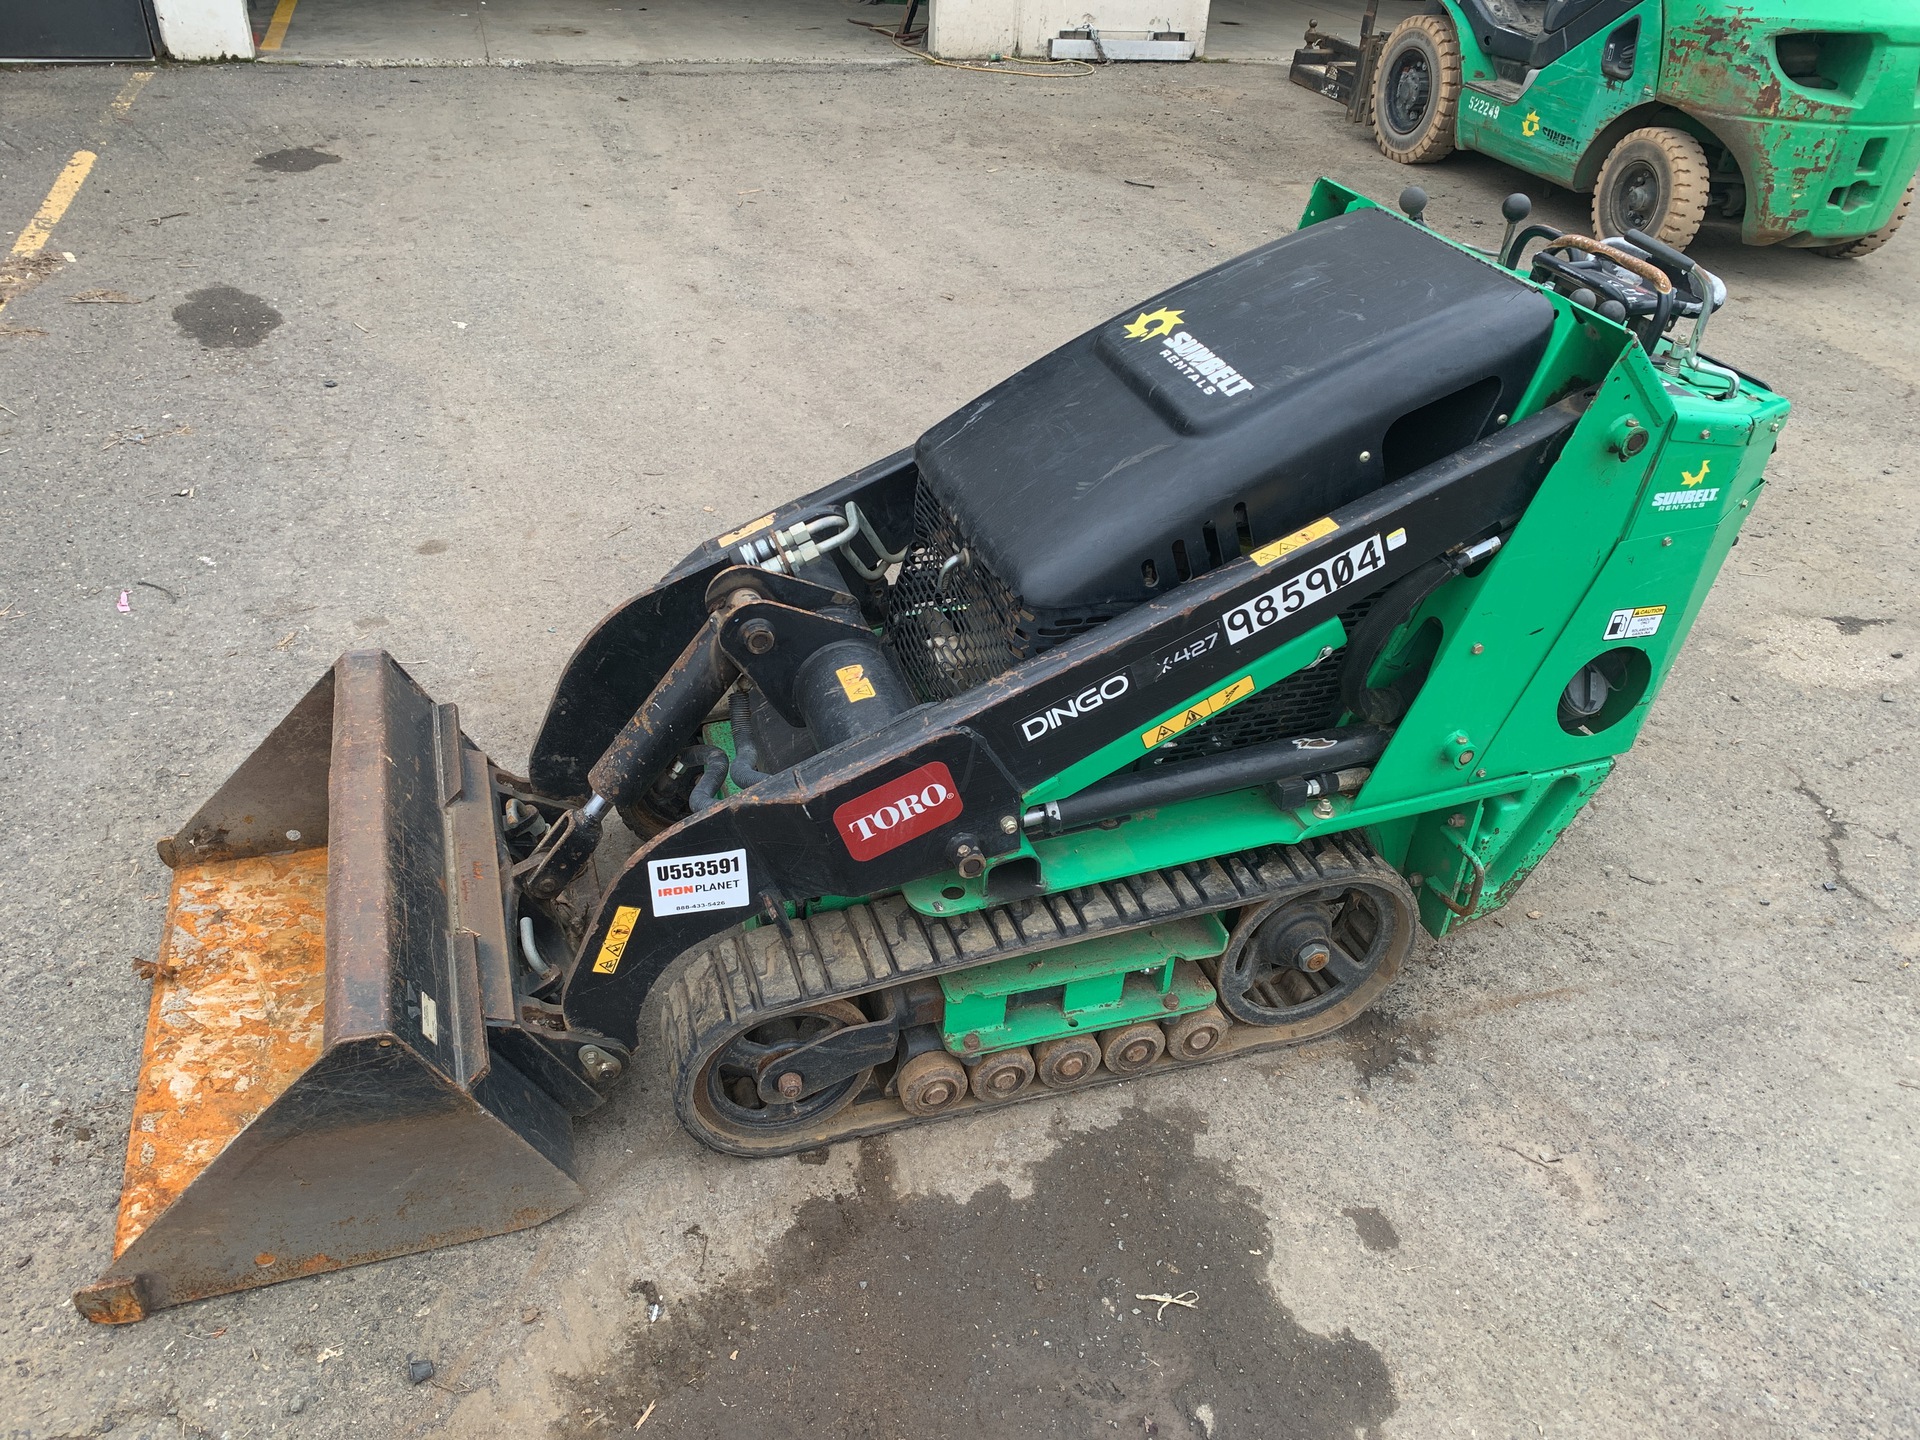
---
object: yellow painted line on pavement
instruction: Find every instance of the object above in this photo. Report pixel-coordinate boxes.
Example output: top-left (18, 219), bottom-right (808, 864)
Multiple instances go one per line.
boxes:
top-left (109, 70), bottom-right (154, 116)
top-left (1, 69), bottom-right (154, 314)
top-left (262, 0), bottom-right (300, 50)
top-left (9, 151), bottom-right (98, 257)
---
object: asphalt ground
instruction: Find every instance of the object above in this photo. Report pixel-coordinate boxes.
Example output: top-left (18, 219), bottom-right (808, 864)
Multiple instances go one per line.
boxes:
top-left (1, 58), bottom-right (1916, 1440)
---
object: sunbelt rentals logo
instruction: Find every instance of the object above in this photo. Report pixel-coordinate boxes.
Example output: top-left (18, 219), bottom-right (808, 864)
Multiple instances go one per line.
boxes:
top-left (1652, 458), bottom-right (1718, 512)
top-left (1124, 308), bottom-right (1255, 399)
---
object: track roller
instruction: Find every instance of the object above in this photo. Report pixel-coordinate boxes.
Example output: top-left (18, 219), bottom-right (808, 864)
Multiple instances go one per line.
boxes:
top-left (1100, 1021), bottom-right (1166, 1076)
top-left (1162, 1004), bottom-right (1228, 1060)
top-left (1034, 1035), bottom-right (1103, 1089)
top-left (897, 1050), bottom-right (969, 1116)
top-left (970, 1048), bottom-right (1036, 1102)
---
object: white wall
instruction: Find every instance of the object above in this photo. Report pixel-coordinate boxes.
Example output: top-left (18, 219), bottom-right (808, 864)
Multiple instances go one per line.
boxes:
top-left (152, 0), bottom-right (255, 60)
top-left (928, 0), bottom-right (1209, 60)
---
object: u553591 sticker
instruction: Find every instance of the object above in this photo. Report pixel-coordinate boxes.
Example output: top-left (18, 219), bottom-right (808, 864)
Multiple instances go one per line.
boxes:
top-left (1223, 531), bottom-right (1392, 644)
top-left (647, 850), bottom-right (750, 917)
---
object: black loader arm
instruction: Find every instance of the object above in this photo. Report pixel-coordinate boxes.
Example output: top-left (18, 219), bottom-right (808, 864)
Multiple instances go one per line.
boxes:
top-left (527, 448), bottom-right (918, 800)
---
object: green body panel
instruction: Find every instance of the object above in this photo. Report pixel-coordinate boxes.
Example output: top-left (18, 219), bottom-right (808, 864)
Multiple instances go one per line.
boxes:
top-left (897, 178), bottom-right (1790, 944)
top-left (939, 918), bottom-right (1226, 1055)
top-left (1659, 1), bottom-right (1920, 244)
top-left (1023, 616), bottom-right (1348, 805)
top-left (1435, 0), bottom-right (1920, 245)
top-left (1454, 0), bottom-right (1660, 191)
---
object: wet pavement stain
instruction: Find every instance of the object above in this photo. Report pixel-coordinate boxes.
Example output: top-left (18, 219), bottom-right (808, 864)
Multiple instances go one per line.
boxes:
top-left (1340, 1010), bottom-right (1438, 1085)
top-left (174, 287), bottom-right (282, 349)
top-left (561, 1107), bottom-right (1396, 1439)
top-left (253, 147), bottom-right (341, 173)
top-left (1341, 1207), bottom-right (1400, 1253)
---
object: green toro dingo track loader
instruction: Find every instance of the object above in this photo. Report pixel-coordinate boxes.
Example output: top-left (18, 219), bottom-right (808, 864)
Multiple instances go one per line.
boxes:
top-left (79, 179), bottom-right (1790, 1324)
top-left (1292, 1), bottom-right (1920, 253)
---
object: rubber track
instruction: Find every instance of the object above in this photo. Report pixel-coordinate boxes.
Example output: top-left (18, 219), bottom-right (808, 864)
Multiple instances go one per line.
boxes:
top-left (659, 834), bottom-right (1412, 1156)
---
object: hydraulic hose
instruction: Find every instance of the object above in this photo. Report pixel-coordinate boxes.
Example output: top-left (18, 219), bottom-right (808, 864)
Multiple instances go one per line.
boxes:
top-left (684, 744), bottom-right (731, 813)
top-left (727, 689), bottom-right (775, 790)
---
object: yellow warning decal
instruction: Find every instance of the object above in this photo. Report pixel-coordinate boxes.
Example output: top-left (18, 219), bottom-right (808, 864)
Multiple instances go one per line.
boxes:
top-left (1141, 675), bottom-right (1256, 749)
top-left (1250, 516), bottom-right (1337, 567)
top-left (836, 663), bottom-right (876, 702)
top-left (717, 513), bottom-right (776, 547)
top-left (591, 905), bottom-right (642, 975)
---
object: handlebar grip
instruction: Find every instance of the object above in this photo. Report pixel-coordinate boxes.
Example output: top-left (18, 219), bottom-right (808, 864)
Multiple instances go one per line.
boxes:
top-left (1624, 227), bottom-right (1695, 276)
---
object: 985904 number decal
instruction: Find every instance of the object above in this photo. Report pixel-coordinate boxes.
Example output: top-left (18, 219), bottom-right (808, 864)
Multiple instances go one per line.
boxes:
top-left (1221, 532), bottom-right (1391, 645)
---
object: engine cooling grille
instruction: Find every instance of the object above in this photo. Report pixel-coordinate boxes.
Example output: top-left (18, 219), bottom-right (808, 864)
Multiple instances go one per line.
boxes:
top-left (1136, 589), bottom-right (1385, 769)
top-left (884, 482), bottom-right (1387, 757)
top-left (886, 483), bottom-right (1129, 701)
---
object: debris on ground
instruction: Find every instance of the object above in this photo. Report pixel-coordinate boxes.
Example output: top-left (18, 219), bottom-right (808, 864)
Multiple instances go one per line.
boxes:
top-left (1134, 1290), bottom-right (1199, 1320)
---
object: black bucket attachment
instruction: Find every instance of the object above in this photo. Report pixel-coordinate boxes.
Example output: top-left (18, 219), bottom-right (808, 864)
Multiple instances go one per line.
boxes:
top-left (74, 652), bottom-right (580, 1324)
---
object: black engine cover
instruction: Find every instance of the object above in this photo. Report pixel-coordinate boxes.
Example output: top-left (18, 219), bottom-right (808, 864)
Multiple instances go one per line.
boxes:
top-left (913, 206), bottom-right (1556, 616)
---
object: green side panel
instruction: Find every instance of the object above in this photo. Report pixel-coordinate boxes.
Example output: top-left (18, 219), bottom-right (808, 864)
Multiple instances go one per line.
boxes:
top-left (1021, 616), bottom-right (1348, 806)
top-left (1403, 761), bottom-right (1613, 936)
top-left (1660, 1), bottom-right (1920, 242)
top-left (1504, 297), bottom-right (1637, 425)
top-left (942, 916), bottom-right (1227, 1008)
top-left (1299, 176), bottom-right (1384, 227)
top-left (1438, 0), bottom-right (1502, 99)
top-left (1455, 0), bottom-right (1662, 190)
top-left (940, 913), bottom-right (1225, 1056)
top-left (1355, 345), bottom-right (1679, 808)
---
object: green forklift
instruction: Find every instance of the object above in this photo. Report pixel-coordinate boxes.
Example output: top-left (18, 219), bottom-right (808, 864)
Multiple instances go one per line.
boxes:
top-left (1291, 0), bottom-right (1920, 254)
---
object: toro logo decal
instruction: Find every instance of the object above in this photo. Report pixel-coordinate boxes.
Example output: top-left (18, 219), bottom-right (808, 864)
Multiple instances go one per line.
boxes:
top-left (834, 762), bottom-right (963, 861)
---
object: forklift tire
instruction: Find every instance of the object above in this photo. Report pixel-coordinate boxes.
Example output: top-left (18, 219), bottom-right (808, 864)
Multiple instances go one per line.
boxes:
top-left (1811, 182), bottom-right (1912, 258)
top-left (1591, 127), bottom-right (1710, 251)
top-left (1372, 15), bottom-right (1461, 165)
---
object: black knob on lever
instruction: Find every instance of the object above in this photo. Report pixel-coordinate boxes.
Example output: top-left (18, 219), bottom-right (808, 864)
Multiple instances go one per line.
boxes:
top-left (1398, 186), bottom-right (1428, 226)
top-left (1498, 192), bottom-right (1532, 268)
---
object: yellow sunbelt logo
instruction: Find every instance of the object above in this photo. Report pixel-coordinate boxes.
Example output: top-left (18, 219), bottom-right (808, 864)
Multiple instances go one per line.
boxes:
top-left (1122, 308), bottom-right (1256, 399)
top-left (1125, 307), bottom-right (1184, 341)
top-left (1142, 676), bottom-right (1256, 749)
top-left (1520, 109), bottom-right (1576, 146)
top-left (1652, 458), bottom-right (1719, 512)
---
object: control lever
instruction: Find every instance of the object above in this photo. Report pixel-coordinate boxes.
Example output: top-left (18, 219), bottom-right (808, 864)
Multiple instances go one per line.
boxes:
top-left (1497, 194), bottom-right (1531, 268)
top-left (1623, 229), bottom-right (1734, 395)
top-left (1623, 227), bottom-right (1696, 282)
top-left (1397, 186), bottom-right (1428, 226)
